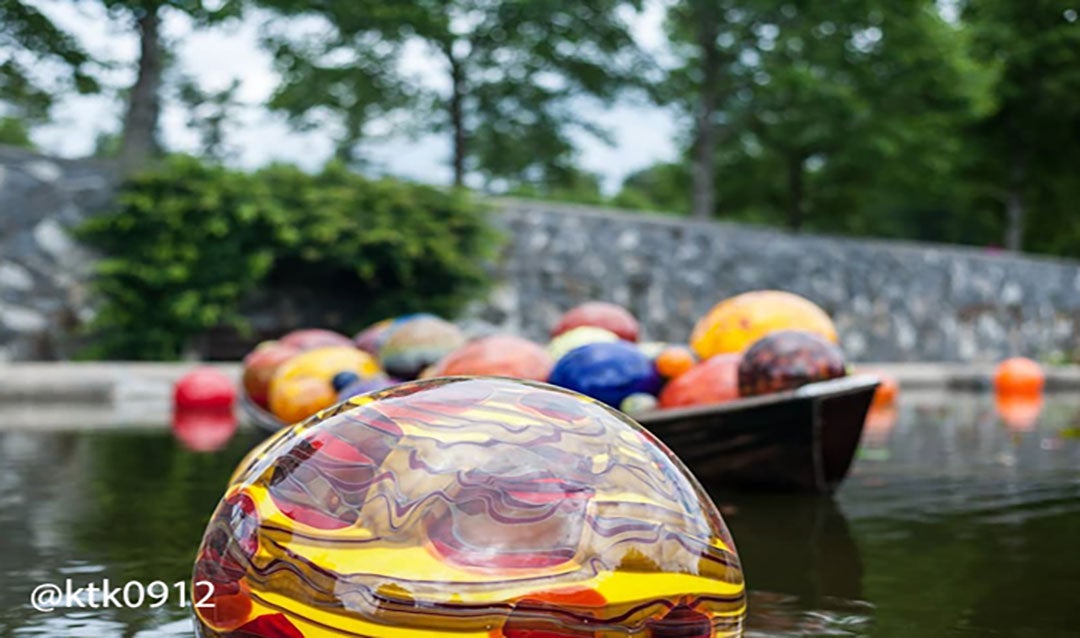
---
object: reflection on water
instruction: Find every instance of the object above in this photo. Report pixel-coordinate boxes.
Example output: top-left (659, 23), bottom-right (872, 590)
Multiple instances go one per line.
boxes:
top-left (0, 430), bottom-right (259, 635)
top-left (1, 392), bottom-right (1080, 636)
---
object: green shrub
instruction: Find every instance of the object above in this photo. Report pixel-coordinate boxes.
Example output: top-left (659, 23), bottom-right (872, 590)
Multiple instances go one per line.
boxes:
top-left (0, 117), bottom-right (35, 148)
top-left (77, 156), bottom-right (497, 360)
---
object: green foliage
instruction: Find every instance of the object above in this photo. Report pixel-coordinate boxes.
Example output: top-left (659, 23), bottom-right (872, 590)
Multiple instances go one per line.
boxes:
top-left (721, 1), bottom-right (984, 233)
top-left (505, 166), bottom-right (607, 205)
top-left (77, 156), bottom-right (497, 360)
top-left (95, 0), bottom-right (243, 22)
top-left (0, 0), bottom-right (100, 123)
top-left (962, 0), bottom-right (1080, 255)
top-left (9, 0), bottom-right (1080, 259)
top-left (92, 130), bottom-right (122, 158)
top-left (258, 0), bottom-right (646, 187)
top-left (615, 0), bottom-right (1080, 258)
top-left (0, 115), bottom-right (34, 148)
top-left (176, 76), bottom-right (243, 162)
top-left (612, 162), bottom-right (692, 214)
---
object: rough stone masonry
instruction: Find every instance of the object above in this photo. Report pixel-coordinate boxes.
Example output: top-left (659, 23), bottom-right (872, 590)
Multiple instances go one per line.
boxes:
top-left (1, 145), bottom-right (1078, 362)
top-left (0, 146), bottom-right (116, 359)
top-left (468, 200), bottom-right (1080, 362)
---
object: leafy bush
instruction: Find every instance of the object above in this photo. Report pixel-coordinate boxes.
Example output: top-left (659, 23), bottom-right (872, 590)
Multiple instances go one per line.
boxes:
top-left (78, 156), bottom-right (497, 359)
top-left (0, 117), bottom-right (35, 148)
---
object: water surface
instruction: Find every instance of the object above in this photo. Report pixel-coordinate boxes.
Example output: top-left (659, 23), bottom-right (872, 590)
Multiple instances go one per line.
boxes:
top-left (1, 391), bottom-right (1079, 636)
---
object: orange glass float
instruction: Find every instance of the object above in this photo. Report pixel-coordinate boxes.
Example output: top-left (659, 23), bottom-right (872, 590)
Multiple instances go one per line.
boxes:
top-left (993, 357), bottom-right (1045, 396)
top-left (857, 369), bottom-right (899, 408)
top-left (655, 345), bottom-right (697, 379)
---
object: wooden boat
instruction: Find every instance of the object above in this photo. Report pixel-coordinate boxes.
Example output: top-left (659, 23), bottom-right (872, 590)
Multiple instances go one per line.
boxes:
top-left (242, 374), bottom-right (879, 494)
top-left (635, 374), bottom-right (879, 493)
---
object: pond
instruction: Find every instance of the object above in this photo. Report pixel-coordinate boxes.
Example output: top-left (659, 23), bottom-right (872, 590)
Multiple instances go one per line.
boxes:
top-left (1, 391), bottom-right (1079, 636)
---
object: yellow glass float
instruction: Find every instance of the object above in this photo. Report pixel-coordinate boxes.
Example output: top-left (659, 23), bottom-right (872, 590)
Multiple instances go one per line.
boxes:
top-left (194, 377), bottom-right (746, 637)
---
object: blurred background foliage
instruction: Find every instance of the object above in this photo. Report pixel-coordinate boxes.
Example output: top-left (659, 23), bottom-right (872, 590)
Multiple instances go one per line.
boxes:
top-left (76, 156), bottom-right (496, 359)
top-left (2, 0), bottom-right (1079, 357)
top-left (5, 1), bottom-right (1078, 254)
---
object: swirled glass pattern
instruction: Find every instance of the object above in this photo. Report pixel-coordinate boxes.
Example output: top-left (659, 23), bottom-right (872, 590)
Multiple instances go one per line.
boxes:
top-left (194, 377), bottom-right (746, 637)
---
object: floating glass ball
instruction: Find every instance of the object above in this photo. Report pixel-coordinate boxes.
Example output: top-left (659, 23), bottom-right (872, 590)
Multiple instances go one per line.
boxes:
top-left (268, 347), bottom-right (382, 424)
top-left (174, 367), bottom-right (235, 411)
top-left (690, 290), bottom-right (837, 359)
top-left (337, 376), bottom-right (397, 401)
top-left (993, 357), bottom-right (1045, 396)
top-left (659, 354), bottom-right (740, 409)
top-left (547, 326), bottom-right (620, 362)
top-left (242, 341), bottom-right (302, 408)
top-left (280, 328), bottom-right (355, 351)
top-left (737, 330), bottom-right (846, 397)
top-left (193, 377), bottom-right (746, 637)
top-left (620, 391), bottom-right (659, 416)
top-left (547, 341), bottom-right (662, 407)
top-left (379, 315), bottom-right (466, 380)
top-left (655, 345), bottom-right (697, 379)
top-left (637, 341), bottom-right (669, 360)
top-left (437, 334), bottom-right (554, 381)
top-left (552, 301), bottom-right (641, 342)
top-left (352, 318), bottom-right (395, 355)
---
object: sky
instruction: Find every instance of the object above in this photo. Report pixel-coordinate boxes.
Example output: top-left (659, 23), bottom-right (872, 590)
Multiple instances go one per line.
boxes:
top-left (28, 0), bottom-right (681, 194)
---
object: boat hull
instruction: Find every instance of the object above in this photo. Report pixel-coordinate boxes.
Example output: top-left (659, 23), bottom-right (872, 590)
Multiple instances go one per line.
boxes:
top-left (636, 375), bottom-right (878, 493)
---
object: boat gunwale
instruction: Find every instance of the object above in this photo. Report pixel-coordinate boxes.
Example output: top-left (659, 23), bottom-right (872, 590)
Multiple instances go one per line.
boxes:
top-left (633, 374), bottom-right (881, 426)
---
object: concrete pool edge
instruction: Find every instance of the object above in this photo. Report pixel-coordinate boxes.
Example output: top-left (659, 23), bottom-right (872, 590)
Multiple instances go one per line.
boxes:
top-left (3, 361), bottom-right (1080, 397)
top-left (1, 361), bottom-right (1079, 430)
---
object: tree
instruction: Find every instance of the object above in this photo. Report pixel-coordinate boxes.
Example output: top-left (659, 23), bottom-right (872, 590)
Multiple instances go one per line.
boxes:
top-left (963, 0), bottom-right (1080, 253)
top-left (260, 1), bottom-right (646, 189)
top-left (506, 166), bottom-right (607, 204)
top-left (613, 161), bottom-right (691, 213)
top-left (652, 0), bottom-right (985, 234)
top-left (729, 0), bottom-right (985, 232)
top-left (0, 0), bottom-right (99, 129)
top-left (177, 76), bottom-right (243, 162)
top-left (260, 5), bottom-right (413, 167)
top-left (660, 0), bottom-right (752, 219)
top-left (93, 0), bottom-right (241, 172)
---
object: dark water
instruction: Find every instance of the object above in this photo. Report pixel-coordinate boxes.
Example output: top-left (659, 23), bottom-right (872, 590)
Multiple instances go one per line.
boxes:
top-left (2, 392), bottom-right (1080, 636)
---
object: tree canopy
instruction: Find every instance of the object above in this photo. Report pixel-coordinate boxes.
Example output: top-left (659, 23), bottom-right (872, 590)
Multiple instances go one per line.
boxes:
top-left (5, 0), bottom-right (1080, 257)
top-left (0, 0), bottom-right (99, 125)
top-left (258, 0), bottom-right (646, 189)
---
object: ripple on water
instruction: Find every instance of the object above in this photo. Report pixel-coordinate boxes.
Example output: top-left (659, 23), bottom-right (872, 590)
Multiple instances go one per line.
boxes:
top-left (744, 591), bottom-right (875, 637)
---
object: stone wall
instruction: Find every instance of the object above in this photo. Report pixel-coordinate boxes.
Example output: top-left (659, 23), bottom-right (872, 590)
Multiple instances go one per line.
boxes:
top-left (0, 147), bottom-right (116, 360)
top-left (471, 199), bottom-right (1080, 363)
top-left (1, 146), bottom-right (1078, 362)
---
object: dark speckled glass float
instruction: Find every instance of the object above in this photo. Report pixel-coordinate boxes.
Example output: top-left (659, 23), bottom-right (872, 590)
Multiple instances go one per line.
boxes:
top-left (737, 330), bottom-right (847, 398)
top-left (196, 377), bottom-right (746, 637)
